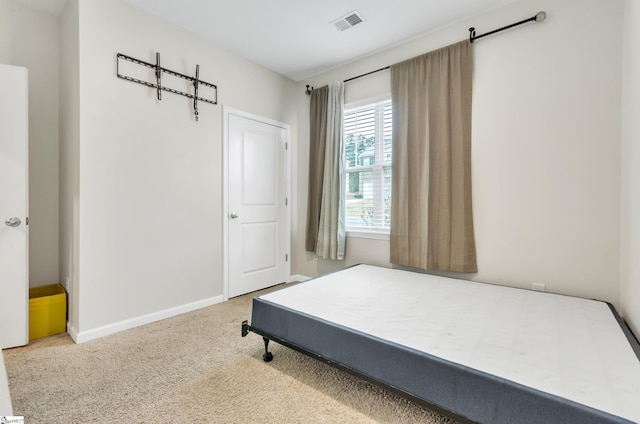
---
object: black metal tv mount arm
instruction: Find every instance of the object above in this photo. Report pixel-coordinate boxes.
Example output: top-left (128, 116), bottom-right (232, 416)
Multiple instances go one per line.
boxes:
top-left (116, 52), bottom-right (217, 121)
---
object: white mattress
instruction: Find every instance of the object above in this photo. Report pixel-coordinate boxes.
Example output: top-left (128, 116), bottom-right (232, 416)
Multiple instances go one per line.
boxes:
top-left (260, 265), bottom-right (640, 422)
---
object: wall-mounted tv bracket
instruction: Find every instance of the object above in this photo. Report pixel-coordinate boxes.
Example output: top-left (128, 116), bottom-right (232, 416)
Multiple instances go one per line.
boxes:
top-left (116, 52), bottom-right (217, 121)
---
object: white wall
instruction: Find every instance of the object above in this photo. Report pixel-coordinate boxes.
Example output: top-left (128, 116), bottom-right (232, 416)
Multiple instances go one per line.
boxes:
top-left (620, 0), bottom-right (640, 336)
top-left (63, 0), bottom-right (296, 340)
top-left (294, 0), bottom-right (624, 306)
top-left (0, 0), bottom-right (59, 287)
top-left (59, 0), bottom-right (80, 334)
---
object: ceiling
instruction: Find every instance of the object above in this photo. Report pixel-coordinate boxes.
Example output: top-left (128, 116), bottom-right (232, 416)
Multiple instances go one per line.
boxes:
top-left (16, 0), bottom-right (519, 81)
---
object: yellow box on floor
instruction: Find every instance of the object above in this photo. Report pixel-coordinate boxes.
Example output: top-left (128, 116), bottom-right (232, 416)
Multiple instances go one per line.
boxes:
top-left (29, 284), bottom-right (66, 341)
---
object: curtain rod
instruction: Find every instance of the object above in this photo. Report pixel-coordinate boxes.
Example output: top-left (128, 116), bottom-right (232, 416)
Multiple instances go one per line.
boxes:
top-left (304, 66), bottom-right (391, 95)
top-left (343, 66), bottom-right (390, 83)
top-left (305, 11), bottom-right (547, 95)
top-left (469, 11), bottom-right (546, 43)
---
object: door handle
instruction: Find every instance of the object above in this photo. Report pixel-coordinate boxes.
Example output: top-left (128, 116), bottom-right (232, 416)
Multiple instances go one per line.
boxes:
top-left (230, 213), bottom-right (239, 219)
top-left (5, 217), bottom-right (21, 227)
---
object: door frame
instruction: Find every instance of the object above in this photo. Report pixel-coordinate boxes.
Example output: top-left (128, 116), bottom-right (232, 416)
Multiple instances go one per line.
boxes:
top-left (222, 106), bottom-right (291, 301)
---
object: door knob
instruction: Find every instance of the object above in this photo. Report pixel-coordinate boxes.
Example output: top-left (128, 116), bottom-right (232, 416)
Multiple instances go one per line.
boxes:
top-left (230, 213), bottom-right (239, 219)
top-left (5, 217), bottom-right (21, 227)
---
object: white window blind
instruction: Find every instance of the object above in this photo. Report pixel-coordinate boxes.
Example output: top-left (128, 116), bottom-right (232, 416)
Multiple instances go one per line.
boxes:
top-left (344, 99), bottom-right (392, 230)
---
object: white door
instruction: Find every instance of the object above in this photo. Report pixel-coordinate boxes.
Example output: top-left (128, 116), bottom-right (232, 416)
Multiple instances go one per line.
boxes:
top-left (0, 65), bottom-right (29, 349)
top-left (226, 111), bottom-right (289, 298)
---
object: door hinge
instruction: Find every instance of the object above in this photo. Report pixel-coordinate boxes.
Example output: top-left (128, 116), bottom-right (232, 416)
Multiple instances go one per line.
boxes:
top-left (285, 254), bottom-right (288, 262)
top-left (285, 142), bottom-right (288, 150)
top-left (285, 197), bottom-right (288, 206)
top-left (26, 217), bottom-right (29, 225)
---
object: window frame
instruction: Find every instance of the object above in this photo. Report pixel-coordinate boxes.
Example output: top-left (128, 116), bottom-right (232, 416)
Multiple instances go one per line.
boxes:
top-left (343, 95), bottom-right (392, 239)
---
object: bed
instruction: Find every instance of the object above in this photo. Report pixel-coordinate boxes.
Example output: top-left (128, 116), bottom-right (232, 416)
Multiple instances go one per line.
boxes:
top-left (241, 264), bottom-right (640, 423)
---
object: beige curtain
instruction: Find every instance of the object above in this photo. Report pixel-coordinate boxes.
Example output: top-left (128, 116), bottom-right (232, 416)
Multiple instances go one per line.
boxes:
top-left (305, 82), bottom-right (346, 260)
top-left (305, 86), bottom-right (328, 252)
top-left (390, 40), bottom-right (477, 272)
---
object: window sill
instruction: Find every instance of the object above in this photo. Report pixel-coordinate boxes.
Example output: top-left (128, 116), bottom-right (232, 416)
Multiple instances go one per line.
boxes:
top-left (346, 229), bottom-right (390, 241)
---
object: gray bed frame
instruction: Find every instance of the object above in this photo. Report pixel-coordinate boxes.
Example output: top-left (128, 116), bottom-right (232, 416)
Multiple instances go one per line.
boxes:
top-left (242, 268), bottom-right (640, 424)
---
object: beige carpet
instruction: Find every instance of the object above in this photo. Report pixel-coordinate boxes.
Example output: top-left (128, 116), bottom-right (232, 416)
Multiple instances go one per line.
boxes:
top-left (3, 285), bottom-right (459, 423)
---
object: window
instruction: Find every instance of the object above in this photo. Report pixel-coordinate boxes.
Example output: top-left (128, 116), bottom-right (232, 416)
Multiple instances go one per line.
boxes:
top-left (344, 99), bottom-right (392, 231)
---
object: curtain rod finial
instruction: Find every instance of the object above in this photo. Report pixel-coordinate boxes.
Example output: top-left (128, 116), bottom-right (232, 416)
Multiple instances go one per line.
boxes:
top-left (535, 11), bottom-right (546, 22)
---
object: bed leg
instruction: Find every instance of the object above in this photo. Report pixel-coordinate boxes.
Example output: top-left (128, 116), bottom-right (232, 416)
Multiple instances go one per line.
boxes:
top-left (262, 337), bottom-right (274, 362)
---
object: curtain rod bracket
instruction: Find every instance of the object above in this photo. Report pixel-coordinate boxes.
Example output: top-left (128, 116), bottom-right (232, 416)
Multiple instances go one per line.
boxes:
top-left (305, 84), bottom-right (313, 95)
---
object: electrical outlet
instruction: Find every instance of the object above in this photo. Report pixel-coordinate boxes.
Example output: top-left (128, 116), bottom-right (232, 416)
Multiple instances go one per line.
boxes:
top-left (532, 283), bottom-right (546, 292)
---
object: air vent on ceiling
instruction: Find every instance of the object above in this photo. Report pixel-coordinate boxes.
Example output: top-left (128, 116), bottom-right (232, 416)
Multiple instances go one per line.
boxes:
top-left (331, 10), bottom-right (366, 32)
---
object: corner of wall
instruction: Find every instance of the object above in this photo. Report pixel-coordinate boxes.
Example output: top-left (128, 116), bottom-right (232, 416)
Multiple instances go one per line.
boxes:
top-left (620, 0), bottom-right (640, 338)
top-left (58, 0), bottom-right (81, 335)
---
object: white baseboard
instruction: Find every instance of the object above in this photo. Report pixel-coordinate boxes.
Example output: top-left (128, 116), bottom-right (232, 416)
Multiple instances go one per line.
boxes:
top-left (67, 323), bottom-right (79, 343)
top-left (289, 274), bottom-right (312, 283)
top-left (69, 295), bottom-right (224, 344)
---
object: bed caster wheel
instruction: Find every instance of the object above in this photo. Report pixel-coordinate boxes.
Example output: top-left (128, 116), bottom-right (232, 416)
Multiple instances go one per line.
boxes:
top-left (262, 337), bottom-right (273, 362)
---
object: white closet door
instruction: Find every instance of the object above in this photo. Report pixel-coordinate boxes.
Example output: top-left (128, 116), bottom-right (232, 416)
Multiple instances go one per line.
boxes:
top-left (0, 64), bottom-right (29, 349)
